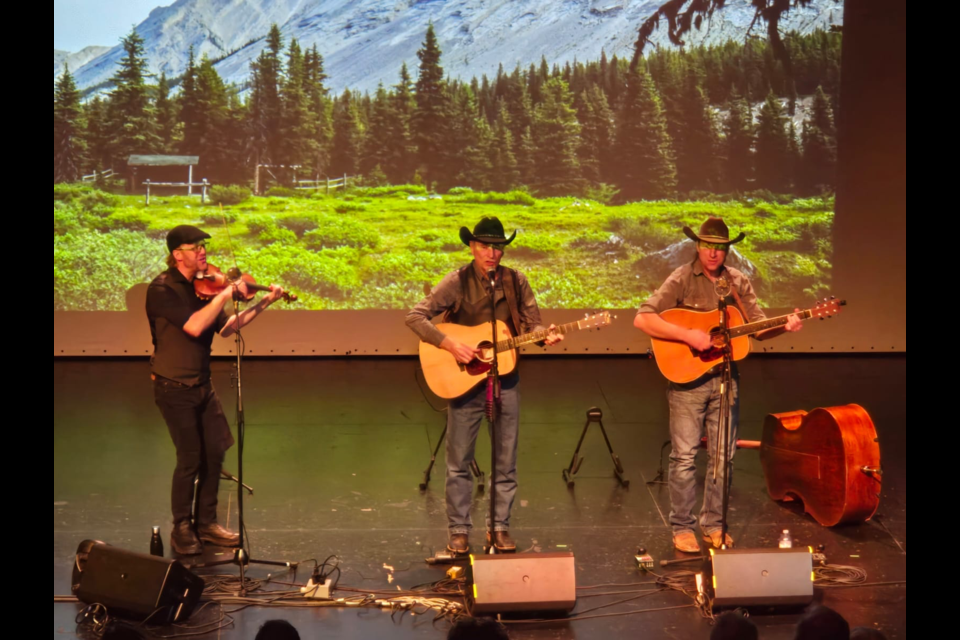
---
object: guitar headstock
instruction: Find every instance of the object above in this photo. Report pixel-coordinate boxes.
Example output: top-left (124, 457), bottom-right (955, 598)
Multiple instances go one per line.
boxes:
top-left (580, 311), bottom-right (613, 330)
top-left (811, 296), bottom-right (846, 320)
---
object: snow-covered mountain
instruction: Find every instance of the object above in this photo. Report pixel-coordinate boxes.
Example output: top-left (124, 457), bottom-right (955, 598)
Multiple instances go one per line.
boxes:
top-left (54, 46), bottom-right (112, 81)
top-left (57, 0), bottom-right (844, 95)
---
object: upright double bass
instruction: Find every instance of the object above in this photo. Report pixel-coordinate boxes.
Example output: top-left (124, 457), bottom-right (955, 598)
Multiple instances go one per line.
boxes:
top-left (726, 404), bottom-right (883, 527)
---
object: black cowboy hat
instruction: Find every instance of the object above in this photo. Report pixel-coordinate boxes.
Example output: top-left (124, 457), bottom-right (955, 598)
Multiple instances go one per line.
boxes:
top-left (459, 217), bottom-right (517, 247)
top-left (682, 217), bottom-right (746, 245)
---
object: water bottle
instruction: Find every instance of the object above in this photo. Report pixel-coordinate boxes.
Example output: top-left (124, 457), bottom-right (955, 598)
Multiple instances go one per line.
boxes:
top-left (150, 526), bottom-right (164, 557)
top-left (778, 529), bottom-right (794, 549)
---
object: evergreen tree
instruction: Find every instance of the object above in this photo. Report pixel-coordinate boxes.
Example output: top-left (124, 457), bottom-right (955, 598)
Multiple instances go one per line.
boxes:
top-left (179, 48), bottom-right (200, 152)
top-left (504, 67), bottom-right (533, 144)
top-left (54, 66), bottom-right (86, 183)
top-left (280, 39), bottom-right (316, 169)
top-left (755, 91), bottom-right (791, 192)
top-left (106, 28), bottom-right (161, 166)
top-left (799, 86), bottom-right (837, 194)
top-left (589, 85), bottom-right (617, 184)
top-left (155, 72), bottom-right (178, 152)
top-left (677, 74), bottom-right (720, 193)
top-left (447, 85), bottom-right (487, 189)
top-left (532, 77), bottom-right (582, 195)
top-left (384, 62), bottom-right (417, 184)
top-left (304, 45), bottom-right (332, 177)
top-left (413, 24), bottom-right (450, 188)
top-left (183, 56), bottom-right (231, 182)
top-left (330, 91), bottom-right (364, 176)
top-left (84, 96), bottom-right (111, 174)
top-left (722, 89), bottom-right (755, 192)
top-left (488, 102), bottom-right (519, 192)
top-left (576, 91), bottom-right (601, 184)
top-left (248, 24), bottom-right (284, 165)
top-left (517, 126), bottom-right (537, 187)
top-left (361, 83), bottom-right (394, 177)
top-left (788, 121), bottom-right (802, 192)
top-left (615, 65), bottom-right (677, 201)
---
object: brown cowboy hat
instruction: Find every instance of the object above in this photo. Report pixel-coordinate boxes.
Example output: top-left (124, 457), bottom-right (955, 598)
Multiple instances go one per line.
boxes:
top-left (460, 217), bottom-right (517, 247)
top-left (683, 217), bottom-right (745, 245)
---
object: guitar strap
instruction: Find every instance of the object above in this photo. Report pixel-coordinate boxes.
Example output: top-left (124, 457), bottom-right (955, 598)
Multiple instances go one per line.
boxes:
top-left (728, 278), bottom-right (749, 321)
top-left (499, 267), bottom-right (524, 339)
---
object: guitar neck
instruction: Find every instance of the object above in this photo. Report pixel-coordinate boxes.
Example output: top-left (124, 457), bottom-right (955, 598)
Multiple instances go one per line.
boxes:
top-left (728, 309), bottom-right (814, 340)
top-left (497, 320), bottom-right (583, 352)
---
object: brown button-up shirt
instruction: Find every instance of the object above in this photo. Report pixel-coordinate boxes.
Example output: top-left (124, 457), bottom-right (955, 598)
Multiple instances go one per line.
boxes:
top-left (637, 259), bottom-right (766, 323)
top-left (406, 262), bottom-right (546, 347)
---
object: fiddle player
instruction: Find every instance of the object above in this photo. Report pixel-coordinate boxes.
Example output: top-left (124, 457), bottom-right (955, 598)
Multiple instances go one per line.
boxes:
top-left (146, 225), bottom-right (284, 556)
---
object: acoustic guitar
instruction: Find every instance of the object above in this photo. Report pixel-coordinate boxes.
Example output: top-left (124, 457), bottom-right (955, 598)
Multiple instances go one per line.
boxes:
top-left (419, 312), bottom-right (612, 399)
top-left (650, 298), bottom-right (845, 384)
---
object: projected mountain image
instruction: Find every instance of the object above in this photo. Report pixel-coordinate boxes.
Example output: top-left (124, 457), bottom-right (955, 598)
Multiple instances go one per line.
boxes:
top-left (54, 0), bottom-right (842, 312)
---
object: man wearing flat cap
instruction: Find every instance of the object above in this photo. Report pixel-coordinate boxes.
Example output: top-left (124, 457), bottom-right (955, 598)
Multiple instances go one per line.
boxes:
top-left (146, 225), bottom-right (284, 556)
top-left (406, 217), bottom-right (564, 555)
top-left (634, 218), bottom-right (803, 554)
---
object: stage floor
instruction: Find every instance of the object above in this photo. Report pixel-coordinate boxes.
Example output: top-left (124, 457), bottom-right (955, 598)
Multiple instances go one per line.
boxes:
top-left (54, 355), bottom-right (906, 639)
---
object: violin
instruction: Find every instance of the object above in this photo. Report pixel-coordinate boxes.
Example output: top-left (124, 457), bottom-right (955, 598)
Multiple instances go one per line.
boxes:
top-left (193, 264), bottom-right (298, 303)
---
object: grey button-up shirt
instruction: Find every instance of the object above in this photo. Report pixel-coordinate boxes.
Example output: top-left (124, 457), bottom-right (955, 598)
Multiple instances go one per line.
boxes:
top-left (637, 259), bottom-right (766, 322)
top-left (406, 263), bottom-right (546, 347)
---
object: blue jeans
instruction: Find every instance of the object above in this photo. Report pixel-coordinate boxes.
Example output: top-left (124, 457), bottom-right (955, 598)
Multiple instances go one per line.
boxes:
top-left (446, 375), bottom-right (520, 535)
top-left (668, 373), bottom-right (739, 535)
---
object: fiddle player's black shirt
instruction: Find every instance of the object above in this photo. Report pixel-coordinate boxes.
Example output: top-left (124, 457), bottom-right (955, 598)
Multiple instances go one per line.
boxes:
top-left (146, 268), bottom-right (229, 387)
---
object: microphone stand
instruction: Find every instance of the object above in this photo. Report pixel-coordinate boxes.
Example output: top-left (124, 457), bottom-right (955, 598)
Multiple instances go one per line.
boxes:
top-left (485, 268), bottom-right (502, 555)
top-left (190, 280), bottom-right (296, 593)
top-left (713, 279), bottom-right (735, 551)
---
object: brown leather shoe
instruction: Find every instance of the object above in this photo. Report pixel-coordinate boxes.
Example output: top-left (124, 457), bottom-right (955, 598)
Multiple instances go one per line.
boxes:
top-left (170, 521), bottom-right (203, 556)
top-left (448, 534), bottom-right (470, 555)
top-left (673, 531), bottom-right (701, 554)
top-left (703, 530), bottom-right (735, 549)
top-left (487, 531), bottom-right (517, 553)
top-left (197, 523), bottom-right (241, 548)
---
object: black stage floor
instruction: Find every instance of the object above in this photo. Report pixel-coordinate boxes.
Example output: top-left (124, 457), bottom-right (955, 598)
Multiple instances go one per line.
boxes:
top-left (54, 356), bottom-right (906, 639)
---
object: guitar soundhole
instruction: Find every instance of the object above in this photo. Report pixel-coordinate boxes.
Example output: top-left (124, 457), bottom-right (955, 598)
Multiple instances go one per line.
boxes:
top-left (464, 342), bottom-right (495, 376)
top-left (697, 347), bottom-right (725, 363)
top-left (690, 329), bottom-right (727, 363)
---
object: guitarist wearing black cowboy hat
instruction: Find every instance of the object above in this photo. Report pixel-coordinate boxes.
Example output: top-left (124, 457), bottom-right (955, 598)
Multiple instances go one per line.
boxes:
top-left (634, 217), bottom-right (803, 554)
top-left (406, 217), bottom-right (564, 555)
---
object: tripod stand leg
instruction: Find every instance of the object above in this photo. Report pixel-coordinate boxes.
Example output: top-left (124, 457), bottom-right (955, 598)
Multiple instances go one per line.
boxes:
top-left (471, 460), bottom-right (486, 494)
top-left (562, 416), bottom-right (593, 488)
top-left (421, 424), bottom-right (448, 491)
top-left (597, 419), bottom-right (630, 488)
top-left (647, 441), bottom-right (672, 486)
top-left (564, 408), bottom-right (630, 488)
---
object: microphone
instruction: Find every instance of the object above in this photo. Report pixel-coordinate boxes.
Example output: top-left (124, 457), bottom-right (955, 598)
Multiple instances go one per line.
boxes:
top-left (487, 268), bottom-right (497, 284)
top-left (715, 276), bottom-right (731, 333)
top-left (715, 276), bottom-right (731, 299)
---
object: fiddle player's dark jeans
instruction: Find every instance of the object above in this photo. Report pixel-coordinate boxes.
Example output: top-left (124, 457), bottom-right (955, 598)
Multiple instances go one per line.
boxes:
top-left (153, 378), bottom-right (235, 525)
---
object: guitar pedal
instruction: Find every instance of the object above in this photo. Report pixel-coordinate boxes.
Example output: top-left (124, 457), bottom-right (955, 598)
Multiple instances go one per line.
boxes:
top-left (635, 548), bottom-right (655, 572)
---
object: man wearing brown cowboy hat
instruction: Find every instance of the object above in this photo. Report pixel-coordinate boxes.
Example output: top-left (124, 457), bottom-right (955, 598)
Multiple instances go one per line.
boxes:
top-left (406, 217), bottom-right (564, 554)
top-left (634, 217), bottom-right (803, 553)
